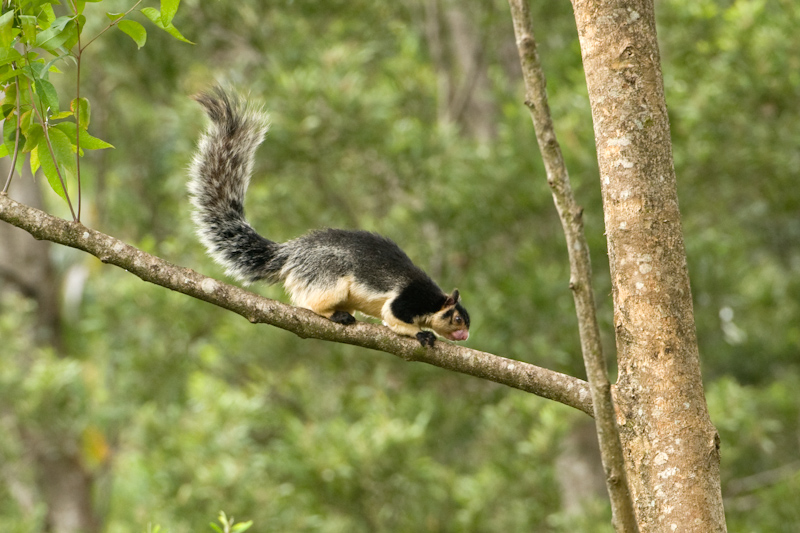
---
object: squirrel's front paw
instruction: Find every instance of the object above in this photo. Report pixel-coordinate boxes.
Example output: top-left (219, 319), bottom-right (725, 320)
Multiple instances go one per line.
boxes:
top-left (330, 311), bottom-right (356, 325)
top-left (416, 331), bottom-right (436, 347)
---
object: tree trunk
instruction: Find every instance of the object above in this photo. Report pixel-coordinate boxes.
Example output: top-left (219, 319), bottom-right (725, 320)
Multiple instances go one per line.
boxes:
top-left (568, 1), bottom-right (726, 531)
top-left (0, 166), bottom-right (101, 533)
top-left (555, 420), bottom-right (607, 516)
top-left (422, 0), bottom-right (497, 141)
top-left (0, 165), bottom-right (62, 349)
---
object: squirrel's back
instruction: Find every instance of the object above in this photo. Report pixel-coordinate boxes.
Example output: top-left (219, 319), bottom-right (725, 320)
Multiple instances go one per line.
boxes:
top-left (283, 229), bottom-right (430, 291)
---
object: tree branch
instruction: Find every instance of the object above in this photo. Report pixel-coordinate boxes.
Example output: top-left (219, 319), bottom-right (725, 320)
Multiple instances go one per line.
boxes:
top-left (507, 1), bottom-right (638, 531)
top-left (0, 193), bottom-right (593, 416)
top-left (724, 460), bottom-right (800, 498)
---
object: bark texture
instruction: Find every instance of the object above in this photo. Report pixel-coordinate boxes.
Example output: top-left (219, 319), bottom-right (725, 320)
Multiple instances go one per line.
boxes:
top-left (0, 193), bottom-right (594, 416)
top-left (568, 1), bottom-right (726, 531)
top-left (506, 1), bottom-right (638, 530)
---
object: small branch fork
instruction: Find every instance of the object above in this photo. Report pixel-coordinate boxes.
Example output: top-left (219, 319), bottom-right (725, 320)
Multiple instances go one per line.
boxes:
top-left (0, 193), bottom-right (593, 416)
top-left (506, 1), bottom-right (639, 532)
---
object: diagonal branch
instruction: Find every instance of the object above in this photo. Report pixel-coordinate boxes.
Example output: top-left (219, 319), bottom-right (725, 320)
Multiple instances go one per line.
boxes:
top-left (0, 193), bottom-right (593, 416)
top-left (507, 1), bottom-right (638, 531)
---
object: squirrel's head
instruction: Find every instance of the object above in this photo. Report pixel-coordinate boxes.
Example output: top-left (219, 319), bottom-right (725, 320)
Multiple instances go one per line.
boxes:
top-left (429, 289), bottom-right (470, 341)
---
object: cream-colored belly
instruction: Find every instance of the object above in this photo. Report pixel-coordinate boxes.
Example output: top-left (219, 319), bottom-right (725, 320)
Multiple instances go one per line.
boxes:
top-left (284, 273), bottom-right (395, 320)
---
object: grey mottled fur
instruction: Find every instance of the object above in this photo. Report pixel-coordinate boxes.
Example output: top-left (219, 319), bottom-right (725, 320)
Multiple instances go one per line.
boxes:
top-left (187, 87), bottom-right (279, 283)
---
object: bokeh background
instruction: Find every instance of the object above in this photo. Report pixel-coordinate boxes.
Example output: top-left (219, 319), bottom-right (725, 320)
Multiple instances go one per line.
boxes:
top-left (1, 1), bottom-right (798, 531)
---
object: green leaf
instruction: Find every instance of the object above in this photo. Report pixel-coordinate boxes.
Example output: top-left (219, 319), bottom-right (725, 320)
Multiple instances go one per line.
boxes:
top-left (160, 0), bottom-right (180, 27)
top-left (3, 118), bottom-right (19, 154)
top-left (50, 110), bottom-right (74, 120)
top-left (20, 109), bottom-right (33, 133)
top-left (48, 128), bottom-right (78, 176)
top-left (34, 78), bottom-right (60, 115)
top-left (106, 12), bottom-right (125, 22)
top-left (43, 15), bottom-right (75, 34)
top-left (118, 20), bottom-right (147, 49)
top-left (19, 55), bottom-right (46, 83)
top-left (0, 67), bottom-right (20, 85)
top-left (71, 97), bottom-right (90, 129)
top-left (19, 15), bottom-right (38, 45)
top-left (232, 521), bottom-right (253, 532)
top-left (39, 3), bottom-right (57, 29)
top-left (1, 118), bottom-right (11, 144)
top-left (53, 122), bottom-right (114, 153)
top-left (1, 92), bottom-right (32, 129)
top-left (140, 8), bottom-right (161, 23)
top-left (78, 129), bottom-right (113, 150)
top-left (0, 49), bottom-right (24, 67)
top-left (1, 83), bottom-right (16, 108)
top-left (53, 122), bottom-right (78, 145)
top-left (140, 7), bottom-right (193, 44)
top-left (38, 129), bottom-right (76, 203)
top-left (61, 17), bottom-right (83, 51)
top-left (35, 16), bottom-right (76, 52)
top-left (0, 65), bottom-right (16, 85)
top-left (30, 145), bottom-right (40, 175)
top-left (0, 10), bottom-right (19, 49)
top-left (0, 144), bottom-right (8, 158)
top-left (2, 113), bottom-right (19, 143)
top-left (22, 123), bottom-right (43, 153)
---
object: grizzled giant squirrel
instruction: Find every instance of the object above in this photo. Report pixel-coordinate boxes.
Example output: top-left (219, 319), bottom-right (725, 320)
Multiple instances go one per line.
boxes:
top-left (188, 87), bottom-right (470, 347)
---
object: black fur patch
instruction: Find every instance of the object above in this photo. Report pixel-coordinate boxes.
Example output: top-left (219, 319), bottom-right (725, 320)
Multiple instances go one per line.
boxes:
top-left (416, 331), bottom-right (436, 347)
top-left (390, 278), bottom-right (447, 324)
top-left (330, 311), bottom-right (356, 325)
top-left (454, 302), bottom-right (470, 328)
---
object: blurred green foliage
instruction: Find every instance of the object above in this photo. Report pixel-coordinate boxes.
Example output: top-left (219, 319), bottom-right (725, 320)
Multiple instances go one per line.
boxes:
top-left (1, 0), bottom-right (799, 531)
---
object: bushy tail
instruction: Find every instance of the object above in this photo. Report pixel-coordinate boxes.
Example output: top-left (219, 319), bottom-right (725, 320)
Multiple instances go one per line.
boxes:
top-left (188, 87), bottom-right (283, 283)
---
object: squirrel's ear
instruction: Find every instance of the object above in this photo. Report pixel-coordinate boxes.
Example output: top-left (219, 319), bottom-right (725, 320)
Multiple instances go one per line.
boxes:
top-left (443, 289), bottom-right (460, 308)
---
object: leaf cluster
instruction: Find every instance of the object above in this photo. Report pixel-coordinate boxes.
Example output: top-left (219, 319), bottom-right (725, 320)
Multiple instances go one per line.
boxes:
top-left (0, 0), bottom-right (189, 211)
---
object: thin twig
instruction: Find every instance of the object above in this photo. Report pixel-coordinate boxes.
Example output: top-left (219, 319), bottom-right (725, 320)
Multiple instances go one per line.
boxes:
top-left (72, 0), bottom-right (83, 221)
top-left (80, 0), bottom-right (144, 52)
top-left (25, 72), bottom-right (77, 220)
top-left (725, 460), bottom-right (800, 497)
top-left (506, 1), bottom-right (639, 531)
top-left (2, 65), bottom-right (22, 194)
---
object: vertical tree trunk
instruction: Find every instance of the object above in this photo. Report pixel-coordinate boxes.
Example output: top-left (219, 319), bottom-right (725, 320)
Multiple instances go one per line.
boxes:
top-left (0, 166), bottom-right (62, 349)
top-left (422, 0), bottom-right (497, 141)
top-left (568, 1), bottom-right (726, 531)
top-left (0, 165), bottom-right (101, 533)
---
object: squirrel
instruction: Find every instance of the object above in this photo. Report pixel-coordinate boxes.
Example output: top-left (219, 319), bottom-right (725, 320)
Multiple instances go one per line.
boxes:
top-left (187, 87), bottom-right (470, 347)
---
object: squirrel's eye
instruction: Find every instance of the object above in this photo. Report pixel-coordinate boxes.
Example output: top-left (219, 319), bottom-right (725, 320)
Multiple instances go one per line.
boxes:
top-left (454, 316), bottom-right (463, 325)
